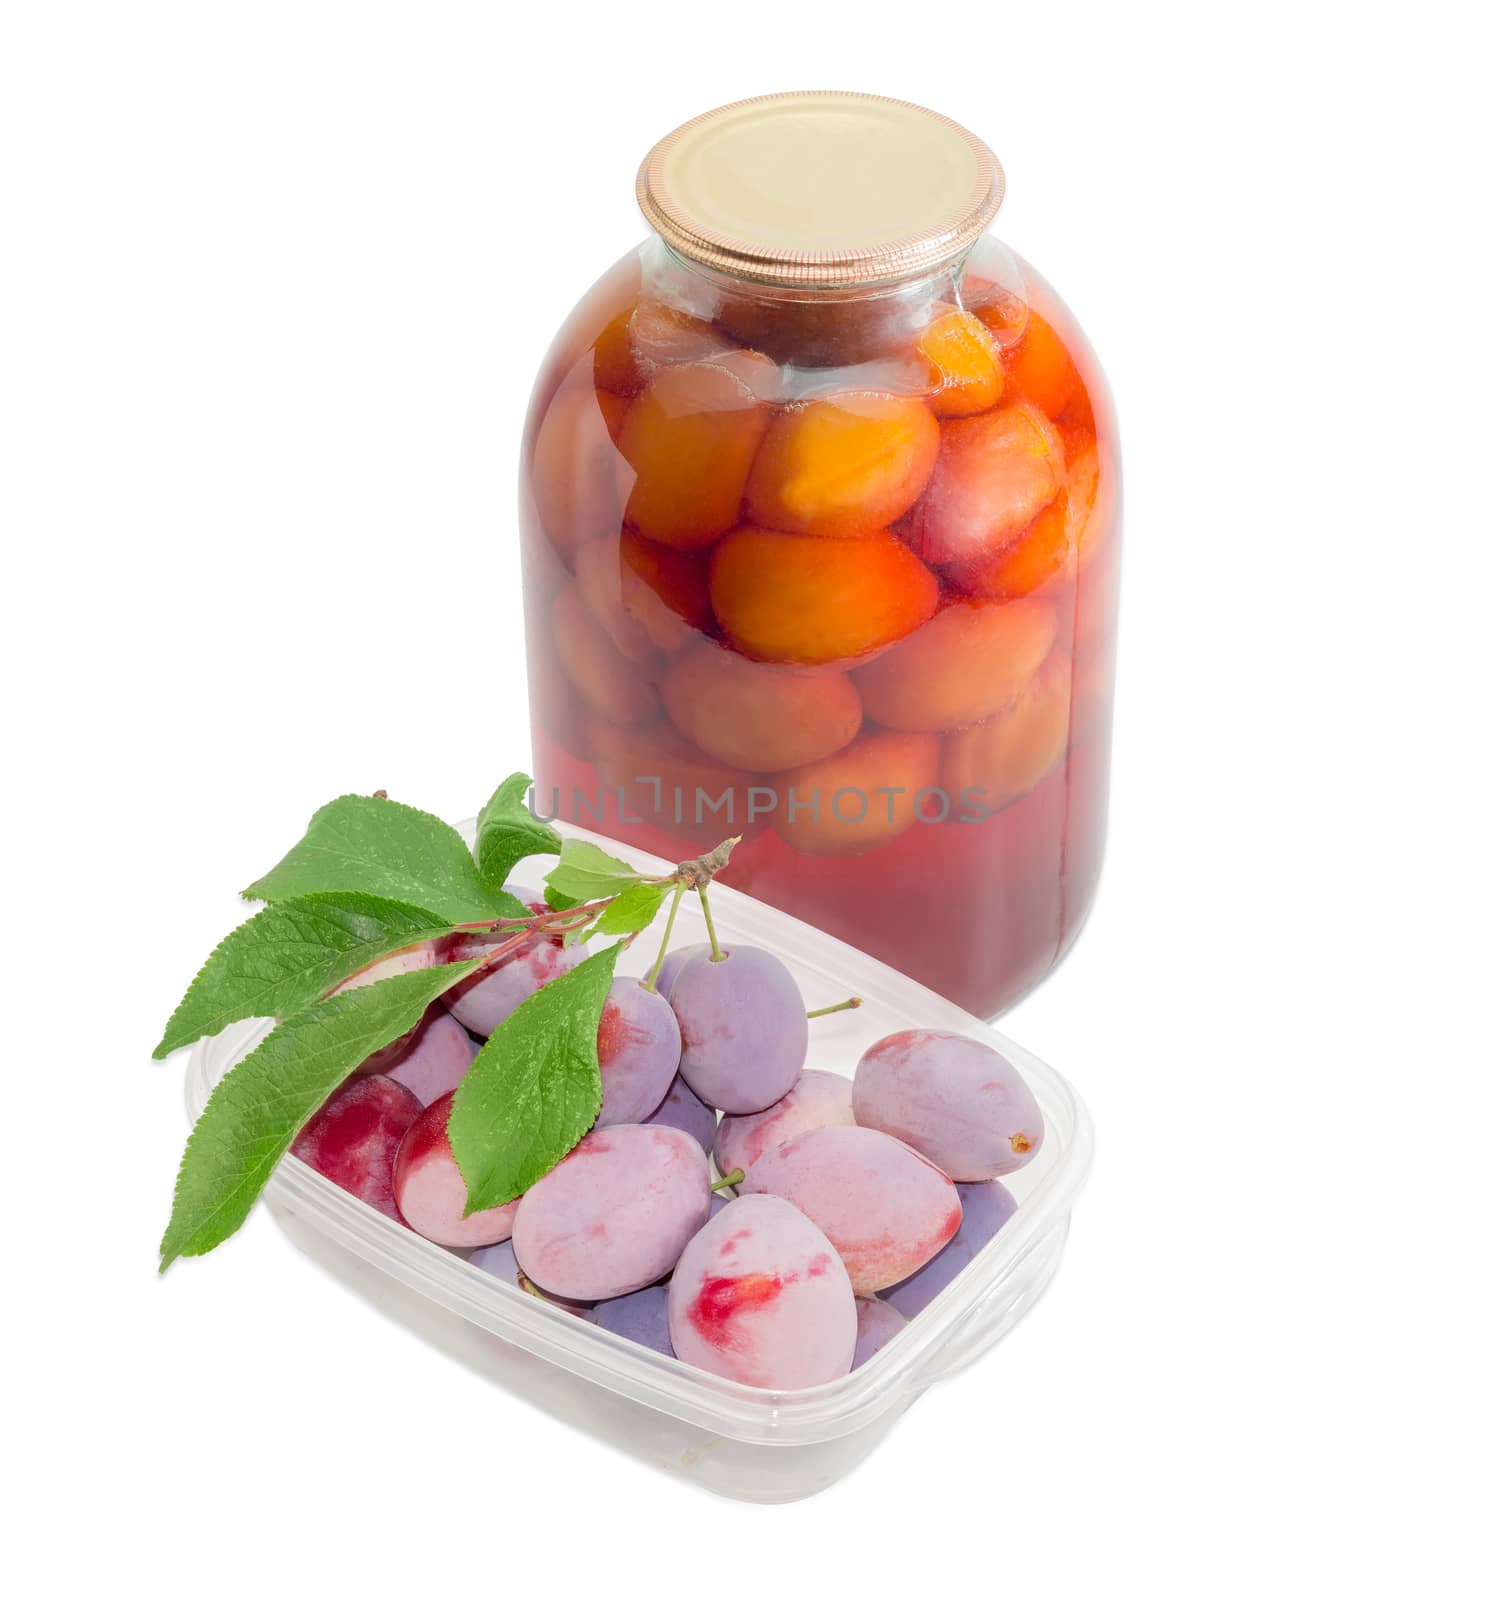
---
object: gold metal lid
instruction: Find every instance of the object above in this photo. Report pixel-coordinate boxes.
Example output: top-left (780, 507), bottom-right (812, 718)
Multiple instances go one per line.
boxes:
top-left (636, 92), bottom-right (1004, 288)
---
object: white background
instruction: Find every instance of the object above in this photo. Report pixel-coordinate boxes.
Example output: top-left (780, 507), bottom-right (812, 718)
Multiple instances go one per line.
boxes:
top-left (4, 2), bottom-right (1505, 1594)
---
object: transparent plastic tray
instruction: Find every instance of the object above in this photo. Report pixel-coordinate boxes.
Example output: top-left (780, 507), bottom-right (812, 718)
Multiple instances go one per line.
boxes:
top-left (186, 821), bottom-right (1093, 1502)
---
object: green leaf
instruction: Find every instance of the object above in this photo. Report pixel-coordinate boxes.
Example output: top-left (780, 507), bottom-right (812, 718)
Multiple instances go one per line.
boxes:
top-left (543, 885), bottom-right (582, 912)
top-left (153, 892), bottom-right (454, 1059)
top-left (447, 941), bottom-right (620, 1213)
top-left (543, 839), bottom-right (647, 904)
top-left (587, 879), bottom-right (671, 939)
top-left (159, 960), bottom-right (482, 1269)
top-left (243, 794), bottom-right (521, 924)
top-left (475, 773), bottom-right (561, 888)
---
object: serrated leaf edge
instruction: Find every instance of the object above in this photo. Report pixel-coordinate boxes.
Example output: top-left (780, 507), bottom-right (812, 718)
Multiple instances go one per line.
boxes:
top-left (158, 958), bottom-right (482, 1270)
top-left (475, 772), bottom-right (563, 887)
top-left (240, 792), bottom-right (511, 920)
top-left (448, 942), bottom-right (620, 1215)
top-left (152, 892), bottom-right (453, 1060)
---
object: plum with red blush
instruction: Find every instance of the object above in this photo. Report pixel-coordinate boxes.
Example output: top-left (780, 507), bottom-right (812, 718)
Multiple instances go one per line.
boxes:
top-left (291, 1075), bottom-right (422, 1222)
top-left (668, 1194), bottom-right (856, 1388)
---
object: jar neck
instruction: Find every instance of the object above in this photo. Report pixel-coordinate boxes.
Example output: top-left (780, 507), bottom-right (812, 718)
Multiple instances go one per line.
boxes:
top-left (652, 239), bottom-right (965, 310)
top-left (642, 239), bottom-right (971, 372)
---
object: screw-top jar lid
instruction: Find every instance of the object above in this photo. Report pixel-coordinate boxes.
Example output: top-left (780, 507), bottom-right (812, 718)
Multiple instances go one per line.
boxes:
top-left (636, 92), bottom-right (1004, 289)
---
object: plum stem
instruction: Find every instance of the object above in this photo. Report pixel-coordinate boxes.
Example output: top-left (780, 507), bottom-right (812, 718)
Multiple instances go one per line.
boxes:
top-left (450, 897), bottom-right (610, 937)
top-left (696, 881), bottom-right (725, 962)
top-left (806, 996), bottom-right (862, 1019)
top-left (447, 839), bottom-right (741, 988)
top-left (672, 835), bottom-right (742, 891)
top-left (441, 901), bottom-right (607, 985)
top-left (328, 896), bottom-right (613, 1001)
top-left (466, 927), bottom-right (536, 972)
top-left (643, 880), bottom-right (687, 992)
top-left (516, 1272), bottom-right (549, 1301)
top-left (710, 1169), bottom-right (743, 1192)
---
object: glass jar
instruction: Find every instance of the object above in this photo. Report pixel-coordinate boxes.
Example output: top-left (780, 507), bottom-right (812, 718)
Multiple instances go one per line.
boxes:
top-left (520, 93), bottom-right (1119, 1018)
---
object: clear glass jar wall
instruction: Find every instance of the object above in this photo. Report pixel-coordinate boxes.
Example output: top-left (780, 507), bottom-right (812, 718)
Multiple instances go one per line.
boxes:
top-left (520, 231), bottom-right (1119, 1018)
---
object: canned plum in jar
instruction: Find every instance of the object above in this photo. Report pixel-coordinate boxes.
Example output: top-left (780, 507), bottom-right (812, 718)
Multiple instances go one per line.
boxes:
top-left (520, 92), bottom-right (1120, 1018)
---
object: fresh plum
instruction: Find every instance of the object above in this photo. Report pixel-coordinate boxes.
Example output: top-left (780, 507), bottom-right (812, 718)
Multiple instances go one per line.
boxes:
top-left (668, 1194), bottom-right (857, 1388)
top-left (852, 1296), bottom-right (909, 1367)
top-left (328, 943), bottom-right (437, 995)
top-left (743, 1124), bottom-right (962, 1293)
top-left (881, 1180), bottom-right (1019, 1317)
top-left (379, 1008), bottom-right (478, 1106)
top-left (512, 1124), bottom-right (710, 1301)
top-left (713, 1069), bottom-right (854, 1183)
top-left (651, 946), bottom-right (700, 1000)
top-left (589, 1283), bottom-right (674, 1357)
top-left (443, 933), bottom-right (590, 1038)
top-left (594, 977), bottom-right (681, 1128)
top-left (668, 945), bottom-right (806, 1114)
top-left (644, 1072), bottom-right (717, 1154)
top-left (470, 1238), bottom-right (591, 1316)
top-left (853, 1027), bottom-right (1045, 1179)
top-left (291, 1075), bottom-right (422, 1222)
top-left (391, 1090), bottom-right (521, 1248)
top-left (330, 944), bottom-right (440, 1070)
top-left (469, 1237), bottom-right (522, 1287)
